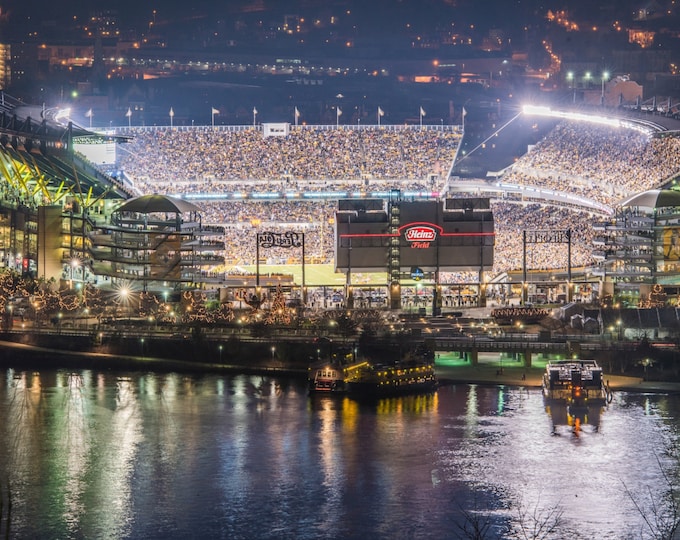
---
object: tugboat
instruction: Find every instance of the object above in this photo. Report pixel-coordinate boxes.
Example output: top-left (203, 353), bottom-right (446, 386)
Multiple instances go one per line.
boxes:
top-left (344, 359), bottom-right (438, 398)
top-left (542, 359), bottom-right (611, 406)
top-left (308, 360), bottom-right (346, 393)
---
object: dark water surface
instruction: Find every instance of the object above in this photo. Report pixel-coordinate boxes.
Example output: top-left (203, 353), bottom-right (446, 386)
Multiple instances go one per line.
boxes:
top-left (0, 368), bottom-right (678, 539)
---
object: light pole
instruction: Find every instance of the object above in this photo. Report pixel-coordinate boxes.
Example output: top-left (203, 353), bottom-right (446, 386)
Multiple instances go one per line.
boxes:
top-left (601, 71), bottom-right (609, 105)
top-left (70, 258), bottom-right (80, 288)
top-left (271, 346), bottom-right (276, 361)
top-left (566, 71), bottom-right (574, 103)
top-left (642, 358), bottom-right (651, 380)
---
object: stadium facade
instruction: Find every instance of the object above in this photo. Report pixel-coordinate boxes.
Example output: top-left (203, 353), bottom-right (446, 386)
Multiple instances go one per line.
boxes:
top-left (594, 189), bottom-right (680, 307)
top-left (2, 97), bottom-right (680, 311)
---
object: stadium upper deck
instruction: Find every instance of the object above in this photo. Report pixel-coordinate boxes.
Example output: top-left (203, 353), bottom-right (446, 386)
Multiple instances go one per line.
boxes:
top-left (114, 125), bottom-right (462, 198)
top-left (0, 95), bottom-right (134, 207)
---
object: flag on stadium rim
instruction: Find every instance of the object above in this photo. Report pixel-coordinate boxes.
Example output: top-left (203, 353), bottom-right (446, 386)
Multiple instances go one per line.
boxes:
top-left (419, 106), bottom-right (426, 116)
top-left (337, 107), bottom-right (342, 117)
top-left (125, 107), bottom-right (132, 117)
top-left (253, 107), bottom-right (258, 114)
top-left (378, 106), bottom-right (384, 116)
top-left (85, 109), bottom-right (93, 118)
top-left (211, 107), bottom-right (219, 114)
top-left (295, 106), bottom-right (300, 118)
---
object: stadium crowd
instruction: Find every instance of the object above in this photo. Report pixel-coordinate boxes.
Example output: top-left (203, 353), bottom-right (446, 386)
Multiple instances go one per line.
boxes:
top-left (110, 120), bottom-right (680, 284)
top-left (117, 126), bottom-right (459, 191)
top-left (501, 122), bottom-right (680, 205)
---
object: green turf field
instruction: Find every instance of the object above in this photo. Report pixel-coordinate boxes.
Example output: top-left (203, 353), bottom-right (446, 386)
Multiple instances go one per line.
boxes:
top-left (231, 264), bottom-right (393, 287)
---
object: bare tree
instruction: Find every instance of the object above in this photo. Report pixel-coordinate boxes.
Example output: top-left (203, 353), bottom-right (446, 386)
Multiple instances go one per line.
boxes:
top-left (452, 495), bottom-right (496, 540)
top-left (507, 493), bottom-right (565, 539)
top-left (623, 451), bottom-right (680, 540)
top-left (452, 491), bottom-right (565, 540)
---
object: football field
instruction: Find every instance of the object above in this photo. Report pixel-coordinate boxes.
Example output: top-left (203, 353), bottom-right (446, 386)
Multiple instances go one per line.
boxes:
top-left (231, 263), bottom-right (391, 287)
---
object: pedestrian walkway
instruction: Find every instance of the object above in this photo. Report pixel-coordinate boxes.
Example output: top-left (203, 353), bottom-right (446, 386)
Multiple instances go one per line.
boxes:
top-left (434, 351), bottom-right (680, 393)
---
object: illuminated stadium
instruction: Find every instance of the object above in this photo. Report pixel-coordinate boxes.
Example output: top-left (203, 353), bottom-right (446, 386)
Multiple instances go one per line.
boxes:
top-left (2, 93), bottom-right (680, 311)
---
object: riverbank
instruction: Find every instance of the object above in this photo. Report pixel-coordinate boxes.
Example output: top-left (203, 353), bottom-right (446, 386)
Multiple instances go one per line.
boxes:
top-left (434, 351), bottom-right (680, 394)
top-left (2, 339), bottom-right (680, 394)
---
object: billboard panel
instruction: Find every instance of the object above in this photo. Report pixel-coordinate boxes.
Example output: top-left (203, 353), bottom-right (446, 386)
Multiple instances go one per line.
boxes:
top-left (335, 199), bottom-right (494, 272)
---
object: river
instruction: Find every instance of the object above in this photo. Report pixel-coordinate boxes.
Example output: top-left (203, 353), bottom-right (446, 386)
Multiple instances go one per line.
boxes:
top-left (0, 367), bottom-right (678, 539)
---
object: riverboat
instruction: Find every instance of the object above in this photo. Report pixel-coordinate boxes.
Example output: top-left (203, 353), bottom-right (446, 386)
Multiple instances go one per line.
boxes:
top-left (308, 361), bottom-right (346, 393)
top-left (542, 359), bottom-right (610, 405)
top-left (344, 359), bottom-right (438, 398)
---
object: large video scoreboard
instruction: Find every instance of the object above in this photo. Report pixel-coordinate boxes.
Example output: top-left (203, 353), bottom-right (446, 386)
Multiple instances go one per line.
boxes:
top-left (335, 198), bottom-right (494, 273)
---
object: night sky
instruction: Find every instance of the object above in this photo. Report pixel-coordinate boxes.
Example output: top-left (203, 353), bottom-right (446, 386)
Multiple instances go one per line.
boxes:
top-left (0, 0), bottom-right (640, 38)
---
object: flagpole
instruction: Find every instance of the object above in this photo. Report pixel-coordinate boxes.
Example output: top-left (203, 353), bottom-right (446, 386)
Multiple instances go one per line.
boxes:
top-left (169, 107), bottom-right (174, 128)
top-left (253, 107), bottom-right (257, 127)
top-left (377, 107), bottom-right (381, 127)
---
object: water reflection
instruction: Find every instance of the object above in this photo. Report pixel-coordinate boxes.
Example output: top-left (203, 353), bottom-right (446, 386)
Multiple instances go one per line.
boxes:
top-left (1, 369), bottom-right (680, 539)
top-left (545, 400), bottom-right (605, 436)
top-left (57, 372), bottom-right (90, 536)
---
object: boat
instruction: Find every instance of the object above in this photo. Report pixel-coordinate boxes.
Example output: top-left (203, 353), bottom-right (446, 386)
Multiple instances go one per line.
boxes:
top-left (343, 359), bottom-right (438, 398)
top-left (542, 359), bottom-right (611, 406)
top-left (308, 361), bottom-right (346, 393)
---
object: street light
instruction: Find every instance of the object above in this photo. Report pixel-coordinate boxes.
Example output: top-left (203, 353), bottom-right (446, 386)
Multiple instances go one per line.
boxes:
top-left (566, 71), bottom-right (575, 103)
top-left (70, 257), bottom-right (80, 288)
top-left (642, 357), bottom-right (651, 380)
top-left (601, 71), bottom-right (609, 104)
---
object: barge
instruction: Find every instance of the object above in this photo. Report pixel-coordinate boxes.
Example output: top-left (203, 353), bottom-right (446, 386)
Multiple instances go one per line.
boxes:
top-left (542, 359), bottom-right (611, 405)
top-left (343, 360), bottom-right (438, 398)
